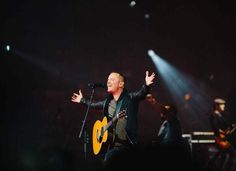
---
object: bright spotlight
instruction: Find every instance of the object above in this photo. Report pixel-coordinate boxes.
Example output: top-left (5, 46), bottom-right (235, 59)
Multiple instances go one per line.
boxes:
top-left (147, 49), bottom-right (155, 57)
top-left (129, 1), bottom-right (136, 7)
top-left (148, 50), bottom-right (213, 131)
top-left (5, 45), bottom-right (10, 51)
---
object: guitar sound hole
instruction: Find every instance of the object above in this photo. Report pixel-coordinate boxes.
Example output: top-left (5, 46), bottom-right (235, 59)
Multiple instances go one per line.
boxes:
top-left (99, 128), bottom-right (104, 142)
top-left (96, 130), bottom-right (99, 142)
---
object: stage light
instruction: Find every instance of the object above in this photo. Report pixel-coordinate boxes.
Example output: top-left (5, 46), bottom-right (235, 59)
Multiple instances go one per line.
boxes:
top-left (147, 49), bottom-right (213, 130)
top-left (147, 49), bottom-right (155, 57)
top-left (5, 45), bottom-right (10, 51)
top-left (144, 14), bottom-right (150, 19)
top-left (129, 1), bottom-right (136, 7)
top-left (184, 93), bottom-right (191, 101)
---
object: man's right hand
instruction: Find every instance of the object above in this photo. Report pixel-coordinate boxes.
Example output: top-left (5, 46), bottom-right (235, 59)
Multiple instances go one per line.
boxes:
top-left (71, 90), bottom-right (83, 103)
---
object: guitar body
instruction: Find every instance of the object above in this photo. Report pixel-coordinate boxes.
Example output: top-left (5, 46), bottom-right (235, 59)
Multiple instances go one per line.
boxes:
top-left (92, 110), bottom-right (127, 155)
top-left (215, 126), bottom-right (236, 149)
top-left (215, 133), bottom-right (231, 149)
top-left (92, 116), bottom-right (108, 155)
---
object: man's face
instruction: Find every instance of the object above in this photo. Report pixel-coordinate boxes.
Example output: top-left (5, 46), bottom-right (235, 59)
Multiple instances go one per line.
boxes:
top-left (146, 94), bottom-right (156, 104)
top-left (107, 73), bottom-right (123, 93)
top-left (219, 103), bottom-right (225, 112)
top-left (160, 112), bottom-right (165, 120)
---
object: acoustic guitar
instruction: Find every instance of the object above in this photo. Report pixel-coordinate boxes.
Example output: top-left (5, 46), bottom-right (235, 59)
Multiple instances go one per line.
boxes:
top-left (92, 110), bottom-right (127, 155)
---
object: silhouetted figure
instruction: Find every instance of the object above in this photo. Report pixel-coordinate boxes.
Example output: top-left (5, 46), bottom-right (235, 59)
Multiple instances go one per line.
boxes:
top-left (157, 104), bottom-right (184, 145)
top-left (142, 100), bottom-right (193, 170)
top-left (207, 98), bottom-right (236, 171)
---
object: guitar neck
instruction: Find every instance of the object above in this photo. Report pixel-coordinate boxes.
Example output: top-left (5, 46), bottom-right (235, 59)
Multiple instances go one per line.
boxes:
top-left (103, 115), bottom-right (118, 132)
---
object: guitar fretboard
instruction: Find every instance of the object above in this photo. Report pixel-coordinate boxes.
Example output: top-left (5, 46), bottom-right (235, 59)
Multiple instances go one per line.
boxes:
top-left (103, 110), bottom-right (126, 132)
top-left (103, 115), bottom-right (118, 131)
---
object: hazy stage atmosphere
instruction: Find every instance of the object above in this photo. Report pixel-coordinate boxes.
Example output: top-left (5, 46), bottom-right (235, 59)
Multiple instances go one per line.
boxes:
top-left (1, 0), bottom-right (236, 170)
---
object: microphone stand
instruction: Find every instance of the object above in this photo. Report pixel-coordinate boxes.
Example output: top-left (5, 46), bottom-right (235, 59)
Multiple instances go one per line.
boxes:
top-left (78, 88), bottom-right (95, 160)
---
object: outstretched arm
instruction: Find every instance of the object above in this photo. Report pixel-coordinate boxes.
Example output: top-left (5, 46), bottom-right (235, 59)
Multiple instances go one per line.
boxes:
top-left (71, 89), bottom-right (104, 109)
top-left (130, 71), bottom-right (156, 100)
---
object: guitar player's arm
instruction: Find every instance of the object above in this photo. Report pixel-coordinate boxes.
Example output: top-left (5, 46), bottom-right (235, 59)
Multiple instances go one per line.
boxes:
top-left (129, 71), bottom-right (155, 100)
top-left (80, 98), bottom-right (105, 109)
top-left (71, 89), bottom-right (104, 109)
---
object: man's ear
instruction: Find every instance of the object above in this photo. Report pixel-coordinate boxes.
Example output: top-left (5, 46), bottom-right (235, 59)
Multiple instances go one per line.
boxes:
top-left (119, 81), bottom-right (124, 88)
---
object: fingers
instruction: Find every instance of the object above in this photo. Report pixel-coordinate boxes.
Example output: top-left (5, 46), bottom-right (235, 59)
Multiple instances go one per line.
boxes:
top-left (72, 89), bottom-right (81, 97)
top-left (71, 89), bottom-right (83, 102)
top-left (71, 92), bottom-right (79, 101)
top-left (146, 71), bottom-right (156, 77)
top-left (146, 71), bottom-right (156, 80)
top-left (72, 93), bottom-right (78, 97)
top-left (151, 72), bottom-right (155, 79)
top-left (145, 71), bottom-right (156, 86)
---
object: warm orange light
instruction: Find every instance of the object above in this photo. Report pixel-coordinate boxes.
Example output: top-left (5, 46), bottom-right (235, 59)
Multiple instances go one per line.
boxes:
top-left (184, 93), bottom-right (191, 101)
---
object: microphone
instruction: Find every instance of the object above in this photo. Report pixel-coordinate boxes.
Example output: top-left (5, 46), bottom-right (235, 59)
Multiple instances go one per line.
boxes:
top-left (88, 83), bottom-right (107, 89)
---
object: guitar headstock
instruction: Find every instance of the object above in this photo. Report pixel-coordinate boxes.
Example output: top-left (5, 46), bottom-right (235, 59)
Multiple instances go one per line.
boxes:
top-left (117, 109), bottom-right (127, 119)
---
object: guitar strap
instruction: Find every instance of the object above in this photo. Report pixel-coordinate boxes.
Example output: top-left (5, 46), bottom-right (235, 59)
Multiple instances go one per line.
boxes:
top-left (113, 99), bottom-right (123, 118)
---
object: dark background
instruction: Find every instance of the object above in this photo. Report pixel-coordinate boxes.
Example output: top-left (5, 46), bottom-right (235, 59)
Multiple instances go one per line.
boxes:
top-left (1, 0), bottom-right (236, 170)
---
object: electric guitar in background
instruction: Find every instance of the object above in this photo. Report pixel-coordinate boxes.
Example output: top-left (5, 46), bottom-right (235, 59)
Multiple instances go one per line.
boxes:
top-left (215, 124), bottom-right (236, 149)
top-left (92, 110), bottom-right (127, 155)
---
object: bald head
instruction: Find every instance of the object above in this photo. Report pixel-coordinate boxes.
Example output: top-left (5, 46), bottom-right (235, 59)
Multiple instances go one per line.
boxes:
top-left (107, 72), bottom-right (125, 94)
